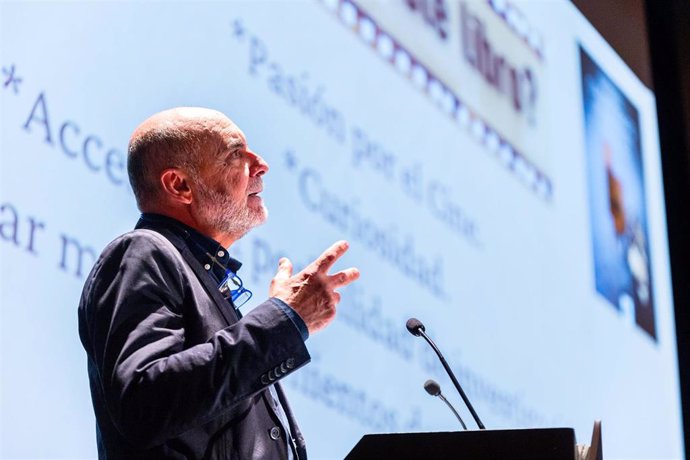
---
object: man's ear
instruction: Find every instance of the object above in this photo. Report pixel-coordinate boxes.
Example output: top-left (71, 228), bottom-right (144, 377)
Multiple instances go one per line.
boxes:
top-left (160, 168), bottom-right (193, 205)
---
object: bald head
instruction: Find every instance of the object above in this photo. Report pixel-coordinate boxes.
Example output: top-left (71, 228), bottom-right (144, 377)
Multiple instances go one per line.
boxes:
top-left (127, 107), bottom-right (236, 210)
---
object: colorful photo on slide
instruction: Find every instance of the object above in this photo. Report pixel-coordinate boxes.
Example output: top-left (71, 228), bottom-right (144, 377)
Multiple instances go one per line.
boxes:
top-left (580, 45), bottom-right (656, 341)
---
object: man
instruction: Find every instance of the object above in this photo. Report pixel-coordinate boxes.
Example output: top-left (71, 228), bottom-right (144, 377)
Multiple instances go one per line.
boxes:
top-left (78, 107), bottom-right (359, 459)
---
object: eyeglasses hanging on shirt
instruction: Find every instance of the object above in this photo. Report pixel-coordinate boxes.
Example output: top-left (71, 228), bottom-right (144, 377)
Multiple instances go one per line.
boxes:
top-left (194, 244), bottom-right (253, 309)
top-left (218, 269), bottom-right (253, 309)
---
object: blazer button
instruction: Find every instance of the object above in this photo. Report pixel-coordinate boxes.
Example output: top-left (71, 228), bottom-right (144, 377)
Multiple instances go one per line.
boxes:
top-left (270, 426), bottom-right (281, 440)
top-left (261, 375), bottom-right (269, 385)
top-left (280, 362), bottom-right (288, 373)
top-left (286, 358), bottom-right (295, 369)
top-left (274, 365), bottom-right (283, 376)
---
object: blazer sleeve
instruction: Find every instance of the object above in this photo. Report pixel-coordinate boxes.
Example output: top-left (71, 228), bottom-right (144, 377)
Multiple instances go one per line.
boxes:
top-left (78, 230), bottom-right (310, 448)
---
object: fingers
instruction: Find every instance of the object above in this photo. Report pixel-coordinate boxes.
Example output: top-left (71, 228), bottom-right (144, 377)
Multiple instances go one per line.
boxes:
top-left (313, 240), bottom-right (349, 273)
top-left (328, 267), bottom-right (360, 288)
top-left (273, 257), bottom-right (293, 281)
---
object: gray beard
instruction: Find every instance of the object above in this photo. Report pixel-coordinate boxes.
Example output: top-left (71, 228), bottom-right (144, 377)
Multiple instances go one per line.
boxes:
top-left (193, 181), bottom-right (267, 240)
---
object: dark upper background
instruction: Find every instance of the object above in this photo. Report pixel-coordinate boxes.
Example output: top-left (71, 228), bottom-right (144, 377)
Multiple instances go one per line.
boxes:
top-left (575, 0), bottom-right (690, 455)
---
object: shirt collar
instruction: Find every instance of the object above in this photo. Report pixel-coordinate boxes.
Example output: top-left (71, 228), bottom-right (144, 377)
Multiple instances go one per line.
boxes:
top-left (136, 213), bottom-right (242, 279)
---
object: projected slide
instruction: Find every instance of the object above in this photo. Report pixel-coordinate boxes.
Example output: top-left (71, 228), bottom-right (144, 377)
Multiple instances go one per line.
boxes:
top-left (0, 1), bottom-right (684, 459)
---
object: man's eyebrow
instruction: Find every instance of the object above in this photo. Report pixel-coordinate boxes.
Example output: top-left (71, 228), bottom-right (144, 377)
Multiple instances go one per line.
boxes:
top-left (227, 139), bottom-right (245, 150)
top-left (221, 139), bottom-right (246, 157)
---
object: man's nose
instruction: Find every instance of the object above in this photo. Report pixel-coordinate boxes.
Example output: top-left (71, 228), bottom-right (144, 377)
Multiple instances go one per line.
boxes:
top-left (248, 150), bottom-right (269, 176)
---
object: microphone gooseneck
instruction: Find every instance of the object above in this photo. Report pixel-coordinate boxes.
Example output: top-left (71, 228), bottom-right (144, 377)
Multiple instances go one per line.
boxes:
top-left (406, 318), bottom-right (486, 429)
top-left (423, 379), bottom-right (467, 430)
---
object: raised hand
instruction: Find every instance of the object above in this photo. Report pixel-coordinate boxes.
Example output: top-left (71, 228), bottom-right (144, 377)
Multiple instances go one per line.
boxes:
top-left (269, 240), bottom-right (360, 334)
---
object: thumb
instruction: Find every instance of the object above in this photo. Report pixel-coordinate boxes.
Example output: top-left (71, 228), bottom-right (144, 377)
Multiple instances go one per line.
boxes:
top-left (274, 257), bottom-right (293, 280)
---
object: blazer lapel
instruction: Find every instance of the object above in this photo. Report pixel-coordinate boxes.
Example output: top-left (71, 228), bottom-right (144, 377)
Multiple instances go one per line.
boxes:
top-left (177, 243), bottom-right (240, 326)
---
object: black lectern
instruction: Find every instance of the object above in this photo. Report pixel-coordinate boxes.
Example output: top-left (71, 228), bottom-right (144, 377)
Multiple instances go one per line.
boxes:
top-left (345, 428), bottom-right (577, 460)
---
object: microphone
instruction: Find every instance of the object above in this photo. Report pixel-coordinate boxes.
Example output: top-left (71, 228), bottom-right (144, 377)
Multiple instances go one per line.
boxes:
top-left (424, 379), bottom-right (467, 430)
top-left (406, 317), bottom-right (425, 336)
top-left (406, 317), bottom-right (485, 429)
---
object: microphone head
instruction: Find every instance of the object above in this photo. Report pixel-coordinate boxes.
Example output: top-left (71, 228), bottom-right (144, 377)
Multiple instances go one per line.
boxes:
top-left (406, 317), bottom-right (425, 336)
top-left (424, 379), bottom-right (441, 396)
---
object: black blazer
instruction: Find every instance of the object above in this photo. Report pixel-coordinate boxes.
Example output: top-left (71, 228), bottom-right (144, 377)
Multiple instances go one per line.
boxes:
top-left (78, 219), bottom-right (311, 459)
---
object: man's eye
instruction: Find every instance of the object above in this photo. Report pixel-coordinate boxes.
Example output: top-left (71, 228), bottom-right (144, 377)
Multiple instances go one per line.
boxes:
top-left (225, 150), bottom-right (242, 162)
